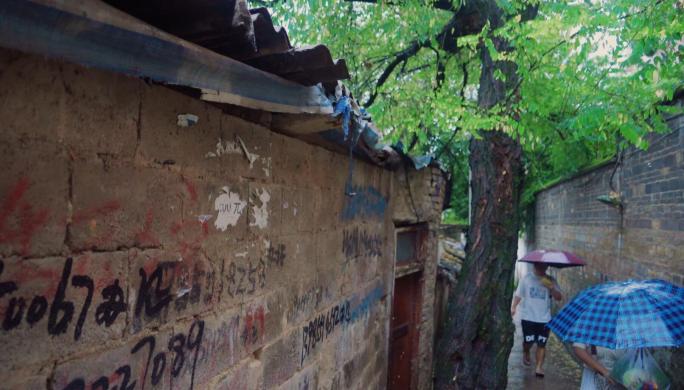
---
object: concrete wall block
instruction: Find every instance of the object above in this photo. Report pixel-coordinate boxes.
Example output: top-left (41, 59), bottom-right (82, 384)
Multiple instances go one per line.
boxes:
top-left (297, 187), bottom-right (317, 233)
top-left (266, 233), bottom-right (316, 294)
top-left (190, 309), bottom-right (242, 385)
top-left (60, 64), bottom-right (141, 159)
top-left (211, 357), bottom-right (263, 390)
top-left (217, 238), bottom-right (261, 310)
top-left (315, 229), bottom-right (345, 306)
top-left (0, 49), bottom-right (64, 145)
top-left (273, 134), bottom-right (313, 187)
top-left (219, 113), bottom-right (273, 181)
top-left (262, 329), bottom-right (302, 388)
top-left (70, 161), bottom-right (185, 252)
top-left (276, 362), bottom-right (318, 390)
top-left (0, 140), bottom-right (67, 257)
top-left (127, 249), bottom-right (218, 334)
top-left (53, 327), bottom-right (175, 390)
top-left (138, 84), bottom-right (222, 173)
top-left (0, 253), bottom-right (127, 371)
top-left (241, 291), bottom-right (284, 356)
top-left (280, 186), bottom-right (304, 234)
top-left (309, 146), bottom-right (335, 188)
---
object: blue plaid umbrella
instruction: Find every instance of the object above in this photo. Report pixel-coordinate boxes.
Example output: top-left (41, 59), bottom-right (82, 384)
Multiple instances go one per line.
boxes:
top-left (548, 279), bottom-right (684, 349)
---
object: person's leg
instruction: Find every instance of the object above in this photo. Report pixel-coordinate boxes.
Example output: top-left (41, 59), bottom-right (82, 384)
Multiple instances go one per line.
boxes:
top-left (535, 346), bottom-right (546, 376)
top-left (535, 323), bottom-right (550, 376)
top-left (523, 342), bottom-right (532, 366)
top-left (521, 320), bottom-right (533, 365)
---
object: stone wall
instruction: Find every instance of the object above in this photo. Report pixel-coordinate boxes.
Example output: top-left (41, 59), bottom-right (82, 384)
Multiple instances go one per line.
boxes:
top-left (392, 166), bottom-right (446, 390)
top-left (531, 106), bottom-right (684, 384)
top-left (0, 48), bottom-right (441, 389)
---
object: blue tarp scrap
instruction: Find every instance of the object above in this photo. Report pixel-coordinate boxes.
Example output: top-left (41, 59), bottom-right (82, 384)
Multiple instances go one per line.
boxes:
top-left (333, 95), bottom-right (352, 139)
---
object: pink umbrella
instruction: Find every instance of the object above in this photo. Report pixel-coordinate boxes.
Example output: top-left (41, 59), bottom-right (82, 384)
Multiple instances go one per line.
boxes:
top-left (518, 250), bottom-right (586, 268)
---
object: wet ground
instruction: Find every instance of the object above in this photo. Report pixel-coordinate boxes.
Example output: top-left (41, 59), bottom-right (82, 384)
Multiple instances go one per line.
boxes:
top-left (507, 312), bottom-right (582, 390)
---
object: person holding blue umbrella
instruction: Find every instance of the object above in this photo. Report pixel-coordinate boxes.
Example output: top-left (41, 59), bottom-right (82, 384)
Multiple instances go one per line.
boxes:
top-left (548, 279), bottom-right (683, 390)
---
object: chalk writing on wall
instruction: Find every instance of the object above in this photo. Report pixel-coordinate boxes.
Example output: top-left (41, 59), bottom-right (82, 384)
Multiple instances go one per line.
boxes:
top-left (340, 185), bottom-right (386, 221)
top-left (342, 228), bottom-right (383, 260)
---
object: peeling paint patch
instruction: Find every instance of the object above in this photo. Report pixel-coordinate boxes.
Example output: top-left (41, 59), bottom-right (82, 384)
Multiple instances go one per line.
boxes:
top-left (177, 113), bottom-right (199, 127)
top-left (205, 137), bottom-right (241, 158)
top-left (214, 186), bottom-right (246, 231)
top-left (237, 136), bottom-right (259, 168)
top-left (234, 251), bottom-right (248, 258)
top-left (249, 189), bottom-right (270, 229)
top-left (261, 156), bottom-right (272, 177)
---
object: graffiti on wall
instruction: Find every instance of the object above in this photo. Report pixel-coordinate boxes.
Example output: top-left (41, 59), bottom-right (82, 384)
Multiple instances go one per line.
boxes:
top-left (340, 185), bottom-right (386, 221)
top-left (342, 227), bottom-right (383, 260)
top-left (0, 178), bottom-right (50, 256)
top-left (59, 319), bottom-right (205, 390)
top-left (300, 285), bottom-right (385, 366)
top-left (224, 243), bottom-right (286, 299)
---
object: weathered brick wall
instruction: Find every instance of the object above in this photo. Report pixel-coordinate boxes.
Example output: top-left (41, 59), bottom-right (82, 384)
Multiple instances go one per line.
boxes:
top-left (531, 107), bottom-right (684, 384)
top-left (0, 48), bottom-right (404, 389)
top-left (532, 110), bottom-right (683, 288)
top-left (393, 166), bottom-right (446, 390)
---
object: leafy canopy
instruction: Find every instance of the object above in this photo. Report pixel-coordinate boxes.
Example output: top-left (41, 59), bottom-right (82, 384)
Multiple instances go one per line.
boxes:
top-left (268, 0), bottom-right (684, 221)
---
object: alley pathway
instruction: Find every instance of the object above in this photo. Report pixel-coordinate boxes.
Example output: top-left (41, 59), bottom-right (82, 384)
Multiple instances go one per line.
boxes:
top-left (507, 311), bottom-right (581, 389)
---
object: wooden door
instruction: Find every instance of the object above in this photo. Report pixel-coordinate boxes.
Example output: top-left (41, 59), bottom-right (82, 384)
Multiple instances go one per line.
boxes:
top-left (388, 272), bottom-right (422, 389)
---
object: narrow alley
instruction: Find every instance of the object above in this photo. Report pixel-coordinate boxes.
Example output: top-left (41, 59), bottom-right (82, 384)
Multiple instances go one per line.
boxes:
top-left (507, 310), bottom-right (581, 389)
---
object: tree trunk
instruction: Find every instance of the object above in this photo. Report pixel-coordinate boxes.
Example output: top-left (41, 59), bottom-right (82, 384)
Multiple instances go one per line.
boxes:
top-left (434, 21), bottom-right (524, 389)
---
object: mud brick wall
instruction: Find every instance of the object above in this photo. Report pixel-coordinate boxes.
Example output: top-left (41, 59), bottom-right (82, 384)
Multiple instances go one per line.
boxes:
top-left (393, 166), bottom-right (446, 390)
top-left (0, 48), bottom-right (408, 390)
top-left (531, 108), bottom-right (684, 385)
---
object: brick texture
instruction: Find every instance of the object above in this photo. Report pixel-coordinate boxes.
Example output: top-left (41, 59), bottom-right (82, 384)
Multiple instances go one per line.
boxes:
top-left (531, 106), bottom-right (684, 386)
top-left (0, 48), bottom-right (444, 390)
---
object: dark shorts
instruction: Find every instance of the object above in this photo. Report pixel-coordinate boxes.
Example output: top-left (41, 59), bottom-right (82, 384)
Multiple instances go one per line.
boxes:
top-left (521, 320), bottom-right (550, 347)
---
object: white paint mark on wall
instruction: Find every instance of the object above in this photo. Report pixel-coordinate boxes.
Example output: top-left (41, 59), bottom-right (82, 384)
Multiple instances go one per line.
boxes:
top-left (177, 113), bottom-right (199, 127)
top-left (237, 136), bottom-right (259, 168)
top-left (205, 137), bottom-right (241, 158)
top-left (214, 186), bottom-right (247, 231)
top-left (250, 189), bottom-right (270, 229)
top-left (234, 252), bottom-right (248, 258)
top-left (261, 156), bottom-right (272, 177)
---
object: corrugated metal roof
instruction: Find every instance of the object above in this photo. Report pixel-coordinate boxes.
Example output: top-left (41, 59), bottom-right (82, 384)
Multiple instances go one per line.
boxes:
top-left (103, 0), bottom-right (349, 86)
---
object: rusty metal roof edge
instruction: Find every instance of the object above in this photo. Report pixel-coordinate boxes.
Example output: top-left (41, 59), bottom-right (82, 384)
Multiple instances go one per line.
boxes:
top-left (0, 0), bottom-right (333, 114)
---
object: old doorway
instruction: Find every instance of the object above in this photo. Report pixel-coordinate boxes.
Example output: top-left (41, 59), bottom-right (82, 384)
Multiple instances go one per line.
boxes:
top-left (388, 225), bottom-right (427, 389)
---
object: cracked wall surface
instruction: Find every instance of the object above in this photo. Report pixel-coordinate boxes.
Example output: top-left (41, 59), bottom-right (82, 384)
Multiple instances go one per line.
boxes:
top-left (0, 47), bottom-right (425, 390)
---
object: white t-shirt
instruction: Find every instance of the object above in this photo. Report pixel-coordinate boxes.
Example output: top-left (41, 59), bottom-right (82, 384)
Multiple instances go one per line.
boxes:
top-left (514, 273), bottom-right (559, 323)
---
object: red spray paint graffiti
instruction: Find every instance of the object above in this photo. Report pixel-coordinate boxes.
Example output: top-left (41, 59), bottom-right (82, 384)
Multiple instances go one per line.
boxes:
top-left (0, 177), bottom-right (50, 256)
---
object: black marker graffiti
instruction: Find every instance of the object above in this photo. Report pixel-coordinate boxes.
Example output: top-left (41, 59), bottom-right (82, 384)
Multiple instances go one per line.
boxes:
top-left (300, 300), bottom-right (351, 365)
top-left (60, 319), bottom-right (205, 390)
top-left (342, 228), bottom-right (383, 260)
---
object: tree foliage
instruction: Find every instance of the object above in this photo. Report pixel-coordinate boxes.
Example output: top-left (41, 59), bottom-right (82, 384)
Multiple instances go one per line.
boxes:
top-left (269, 0), bottom-right (683, 218)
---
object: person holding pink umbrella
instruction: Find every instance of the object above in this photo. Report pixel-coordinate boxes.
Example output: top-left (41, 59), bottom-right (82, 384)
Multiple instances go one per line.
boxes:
top-left (511, 250), bottom-right (585, 377)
